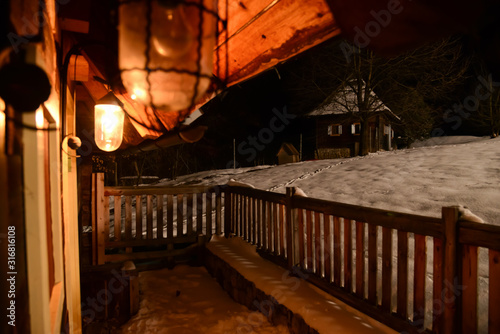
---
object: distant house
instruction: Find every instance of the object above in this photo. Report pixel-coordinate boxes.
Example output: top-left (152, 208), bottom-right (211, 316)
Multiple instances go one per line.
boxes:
top-left (277, 142), bottom-right (300, 165)
top-left (306, 82), bottom-right (399, 158)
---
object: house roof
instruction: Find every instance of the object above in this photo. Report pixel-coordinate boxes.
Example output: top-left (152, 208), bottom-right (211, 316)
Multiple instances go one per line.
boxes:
top-left (306, 80), bottom-right (387, 116)
top-left (278, 142), bottom-right (299, 156)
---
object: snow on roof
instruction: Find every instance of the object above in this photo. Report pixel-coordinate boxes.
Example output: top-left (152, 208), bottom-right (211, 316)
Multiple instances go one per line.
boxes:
top-left (306, 80), bottom-right (390, 117)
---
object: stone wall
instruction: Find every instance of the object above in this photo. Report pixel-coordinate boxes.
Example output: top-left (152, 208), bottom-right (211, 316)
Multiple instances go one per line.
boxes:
top-left (203, 249), bottom-right (319, 334)
top-left (316, 147), bottom-right (352, 159)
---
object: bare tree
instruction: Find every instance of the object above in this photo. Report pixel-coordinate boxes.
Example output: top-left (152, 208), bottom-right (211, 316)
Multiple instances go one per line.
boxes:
top-left (283, 37), bottom-right (471, 153)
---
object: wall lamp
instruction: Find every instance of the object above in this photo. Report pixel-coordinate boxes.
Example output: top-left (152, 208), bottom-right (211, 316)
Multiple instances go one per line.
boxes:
top-left (94, 92), bottom-right (125, 152)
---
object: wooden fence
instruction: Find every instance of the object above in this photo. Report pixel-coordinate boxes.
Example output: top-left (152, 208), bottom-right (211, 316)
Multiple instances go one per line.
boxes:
top-left (91, 173), bottom-right (226, 264)
top-left (91, 174), bottom-right (499, 334)
top-left (227, 185), bottom-right (500, 334)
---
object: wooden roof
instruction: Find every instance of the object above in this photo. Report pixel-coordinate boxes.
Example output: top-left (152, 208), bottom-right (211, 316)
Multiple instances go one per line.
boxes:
top-left (278, 142), bottom-right (299, 156)
top-left (58, 0), bottom-right (340, 150)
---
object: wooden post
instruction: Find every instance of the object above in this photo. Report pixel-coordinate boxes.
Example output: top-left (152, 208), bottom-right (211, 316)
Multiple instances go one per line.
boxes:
top-left (94, 173), bottom-right (106, 265)
top-left (224, 188), bottom-right (232, 238)
top-left (285, 187), bottom-right (295, 268)
top-left (91, 173), bottom-right (97, 265)
top-left (442, 206), bottom-right (460, 334)
top-left (121, 261), bottom-right (139, 316)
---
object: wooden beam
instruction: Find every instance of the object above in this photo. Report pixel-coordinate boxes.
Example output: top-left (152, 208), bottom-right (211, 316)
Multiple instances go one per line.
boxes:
top-left (67, 55), bottom-right (89, 82)
top-left (59, 18), bottom-right (89, 34)
top-left (215, 0), bottom-right (340, 85)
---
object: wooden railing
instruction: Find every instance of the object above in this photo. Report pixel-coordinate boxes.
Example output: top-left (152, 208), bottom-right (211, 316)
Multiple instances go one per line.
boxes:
top-left (91, 173), bottom-right (499, 334)
top-left (226, 185), bottom-right (500, 334)
top-left (91, 173), bottom-right (226, 264)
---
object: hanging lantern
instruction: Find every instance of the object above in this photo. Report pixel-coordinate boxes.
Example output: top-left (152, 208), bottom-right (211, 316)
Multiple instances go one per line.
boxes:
top-left (94, 92), bottom-right (125, 152)
top-left (118, 0), bottom-right (217, 112)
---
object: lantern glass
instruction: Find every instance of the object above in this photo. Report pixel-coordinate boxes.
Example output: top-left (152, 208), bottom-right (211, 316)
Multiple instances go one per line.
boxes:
top-left (95, 104), bottom-right (124, 152)
top-left (118, 0), bottom-right (216, 111)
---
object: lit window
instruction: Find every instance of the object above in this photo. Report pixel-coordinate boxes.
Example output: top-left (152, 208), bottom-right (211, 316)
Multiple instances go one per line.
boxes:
top-left (328, 124), bottom-right (342, 136)
top-left (351, 123), bottom-right (361, 135)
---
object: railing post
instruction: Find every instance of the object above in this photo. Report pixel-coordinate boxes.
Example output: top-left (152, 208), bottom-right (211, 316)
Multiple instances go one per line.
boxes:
top-left (93, 173), bottom-right (106, 265)
top-left (224, 187), bottom-right (232, 238)
top-left (286, 187), bottom-right (296, 268)
top-left (442, 206), bottom-right (460, 334)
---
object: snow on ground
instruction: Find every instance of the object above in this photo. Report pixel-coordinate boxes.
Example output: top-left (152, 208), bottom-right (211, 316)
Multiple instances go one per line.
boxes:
top-left (118, 264), bottom-right (289, 334)
top-left (156, 136), bottom-right (500, 225)
top-left (118, 237), bottom-right (395, 334)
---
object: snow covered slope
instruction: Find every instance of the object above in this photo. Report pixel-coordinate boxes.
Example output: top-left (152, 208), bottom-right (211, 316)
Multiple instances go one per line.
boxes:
top-left (156, 136), bottom-right (500, 225)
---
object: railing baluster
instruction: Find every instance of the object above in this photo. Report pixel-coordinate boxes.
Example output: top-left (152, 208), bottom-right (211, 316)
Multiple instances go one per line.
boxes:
top-left (324, 214), bottom-right (332, 283)
top-left (216, 192), bottom-right (221, 235)
top-left (239, 195), bottom-right (243, 238)
top-left (114, 196), bottom-right (122, 241)
top-left (125, 196), bottom-right (132, 240)
top-left (252, 198), bottom-right (256, 244)
top-left (256, 199), bottom-right (261, 247)
top-left (103, 196), bottom-right (110, 244)
top-left (224, 190), bottom-right (232, 237)
top-left (315, 211), bottom-right (321, 275)
top-left (146, 195), bottom-right (153, 239)
top-left (356, 221), bottom-right (364, 298)
top-left (273, 202), bottom-right (279, 255)
top-left (125, 196), bottom-right (132, 255)
top-left (432, 238), bottom-right (443, 333)
top-left (413, 234), bottom-right (427, 328)
top-left (368, 224), bottom-right (377, 304)
top-left (298, 209), bottom-right (304, 268)
top-left (489, 250), bottom-right (500, 334)
top-left (461, 244), bottom-right (478, 334)
top-left (242, 196), bottom-right (247, 241)
top-left (157, 195), bottom-right (163, 239)
top-left (206, 192), bottom-right (212, 237)
top-left (306, 210), bottom-right (313, 271)
top-left (397, 231), bottom-right (408, 319)
top-left (344, 218), bottom-right (352, 291)
top-left (187, 193), bottom-right (193, 236)
top-left (267, 201), bottom-right (272, 252)
top-left (262, 201), bottom-right (268, 251)
top-left (382, 227), bottom-right (392, 312)
top-left (280, 204), bottom-right (285, 257)
top-left (197, 193), bottom-right (203, 234)
top-left (135, 195), bottom-right (142, 239)
top-left (333, 216), bottom-right (341, 285)
top-left (167, 195), bottom-right (173, 239)
top-left (177, 194), bottom-right (184, 237)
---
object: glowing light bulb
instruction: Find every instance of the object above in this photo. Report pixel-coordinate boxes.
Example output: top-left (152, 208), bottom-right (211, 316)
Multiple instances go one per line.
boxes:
top-left (95, 104), bottom-right (124, 152)
top-left (152, 4), bottom-right (193, 59)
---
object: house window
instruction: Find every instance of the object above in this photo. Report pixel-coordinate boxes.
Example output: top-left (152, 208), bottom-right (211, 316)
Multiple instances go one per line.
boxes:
top-left (328, 124), bottom-right (342, 136)
top-left (351, 123), bottom-right (361, 135)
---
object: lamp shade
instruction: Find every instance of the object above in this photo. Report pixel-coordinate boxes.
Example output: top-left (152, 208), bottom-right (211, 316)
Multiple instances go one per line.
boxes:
top-left (118, 0), bottom-right (217, 111)
top-left (94, 92), bottom-right (124, 152)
